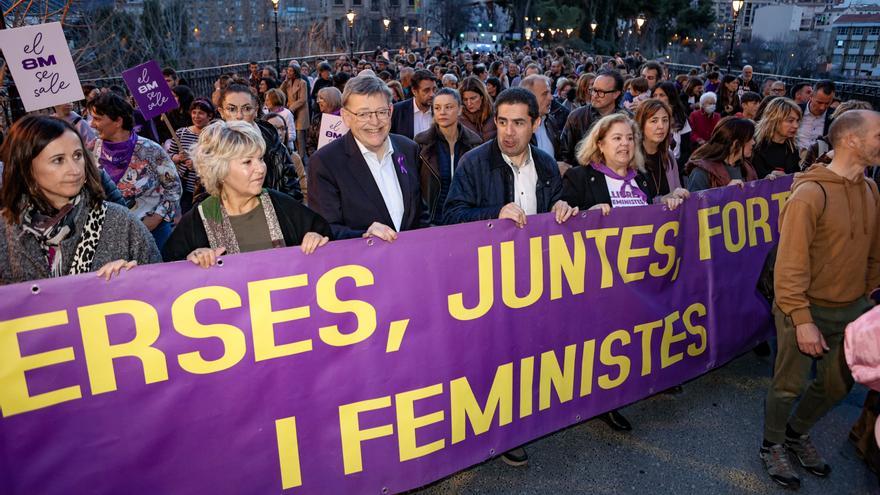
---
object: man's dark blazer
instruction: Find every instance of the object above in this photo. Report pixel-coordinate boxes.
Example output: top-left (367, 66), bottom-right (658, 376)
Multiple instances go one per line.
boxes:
top-left (390, 98), bottom-right (416, 139)
top-left (308, 131), bottom-right (426, 239)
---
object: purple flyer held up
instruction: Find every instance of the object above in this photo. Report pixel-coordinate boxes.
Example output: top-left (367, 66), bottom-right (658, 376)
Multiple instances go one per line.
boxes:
top-left (121, 60), bottom-right (179, 120)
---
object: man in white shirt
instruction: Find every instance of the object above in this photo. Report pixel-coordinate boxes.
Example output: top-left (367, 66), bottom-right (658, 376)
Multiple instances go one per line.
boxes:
top-left (443, 86), bottom-right (577, 466)
top-left (390, 69), bottom-right (437, 140)
top-left (308, 75), bottom-right (426, 240)
top-left (797, 80), bottom-right (835, 153)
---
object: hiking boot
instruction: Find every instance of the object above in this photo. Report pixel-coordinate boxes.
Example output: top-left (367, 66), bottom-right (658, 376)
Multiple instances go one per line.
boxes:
top-left (760, 444), bottom-right (801, 489)
top-left (786, 434), bottom-right (831, 477)
top-left (501, 447), bottom-right (528, 467)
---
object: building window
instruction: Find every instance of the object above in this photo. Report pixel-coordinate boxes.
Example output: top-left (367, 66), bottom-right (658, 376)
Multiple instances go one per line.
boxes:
top-left (850, 40), bottom-right (862, 50)
top-left (863, 55), bottom-right (874, 63)
top-left (353, 0), bottom-right (362, 5)
top-left (852, 27), bottom-right (864, 35)
top-left (870, 27), bottom-right (880, 35)
top-left (334, 0), bottom-right (343, 4)
top-left (838, 27), bottom-right (849, 35)
top-left (370, 0), bottom-right (379, 11)
top-left (408, 0), bottom-right (415, 6)
top-left (846, 55), bottom-right (858, 63)
top-left (837, 39), bottom-right (844, 47)
top-left (390, 0), bottom-right (399, 5)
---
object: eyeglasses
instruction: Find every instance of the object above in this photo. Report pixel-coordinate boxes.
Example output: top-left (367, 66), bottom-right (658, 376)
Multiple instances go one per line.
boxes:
top-left (224, 105), bottom-right (255, 115)
top-left (344, 107), bottom-right (392, 122)
top-left (589, 87), bottom-right (616, 97)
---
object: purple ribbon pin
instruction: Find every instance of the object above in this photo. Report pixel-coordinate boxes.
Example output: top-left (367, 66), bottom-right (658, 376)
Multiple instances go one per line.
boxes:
top-left (397, 155), bottom-right (407, 175)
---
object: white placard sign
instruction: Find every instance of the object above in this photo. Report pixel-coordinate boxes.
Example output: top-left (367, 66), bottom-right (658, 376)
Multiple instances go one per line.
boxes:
top-left (317, 113), bottom-right (349, 149)
top-left (0, 22), bottom-right (84, 112)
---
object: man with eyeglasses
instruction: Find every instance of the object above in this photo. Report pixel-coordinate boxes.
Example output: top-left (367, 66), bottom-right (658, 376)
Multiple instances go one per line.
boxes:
top-left (308, 75), bottom-right (425, 241)
top-left (391, 69), bottom-right (438, 140)
top-left (559, 70), bottom-right (628, 173)
top-left (218, 83), bottom-right (302, 202)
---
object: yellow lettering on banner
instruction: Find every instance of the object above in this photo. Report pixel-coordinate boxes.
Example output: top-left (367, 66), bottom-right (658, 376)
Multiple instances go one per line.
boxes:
top-left (249, 276), bottom-right (311, 361)
top-left (501, 238), bottom-right (543, 309)
top-left (0, 311), bottom-right (80, 417)
top-left (538, 344), bottom-right (576, 410)
top-left (746, 197), bottom-right (772, 246)
top-left (172, 287), bottom-right (246, 374)
top-left (396, 384), bottom-right (445, 462)
top-left (339, 396), bottom-right (393, 474)
top-left (275, 416), bottom-right (303, 489)
top-left (649, 221), bottom-right (679, 277)
top-left (579, 339), bottom-right (596, 397)
top-left (618, 225), bottom-right (654, 283)
top-left (450, 363), bottom-right (513, 444)
top-left (78, 300), bottom-right (168, 395)
top-left (772, 191), bottom-right (791, 211)
top-left (684, 303), bottom-right (708, 356)
top-left (549, 233), bottom-right (586, 300)
top-left (598, 330), bottom-right (631, 389)
top-left (697, 206), bottom-right (721, 260)
top-left (317, 265), bottom-right (377, 347)
top-left (660, 311), bottom-right (685, 368)
top-left (585, 228), bottom-right (620, 288)
top-left (721, 201), bottom-right (746, 253)
top-left (633, 319), bottom-right (663, 376)
top-left (448, 246), bottom-right (494, 321)
top-left (519, 356), bottom-right (534, 418)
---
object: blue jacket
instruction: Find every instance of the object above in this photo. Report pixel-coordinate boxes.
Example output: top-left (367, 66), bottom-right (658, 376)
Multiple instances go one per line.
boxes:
top-left (442, 139), bottom-right (562, 225)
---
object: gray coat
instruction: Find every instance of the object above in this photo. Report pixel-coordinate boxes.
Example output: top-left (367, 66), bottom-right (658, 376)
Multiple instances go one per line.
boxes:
top-left (0, 201), bottom-right (161, 285)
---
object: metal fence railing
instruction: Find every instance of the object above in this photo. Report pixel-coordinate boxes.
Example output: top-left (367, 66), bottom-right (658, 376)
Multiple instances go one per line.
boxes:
top-left (1, 51), bottom-right (372, 129)
top-left (4, 54), bottom-right (880, 131)
top-left (664, 62), bottom-right (880, 109)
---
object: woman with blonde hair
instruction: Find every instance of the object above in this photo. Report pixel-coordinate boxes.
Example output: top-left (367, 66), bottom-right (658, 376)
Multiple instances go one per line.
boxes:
top-left (162, 121), bottom-right (331, 267)
top-left (752, 97), bottom-right (802, 178)
top-left (458, 76), bottom-right (496, 142)
top-left (563, 113), bottom-right (687, 215)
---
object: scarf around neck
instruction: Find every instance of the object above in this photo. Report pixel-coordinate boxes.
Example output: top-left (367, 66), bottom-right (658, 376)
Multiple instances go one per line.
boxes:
top-left (197, 189), bottom-right (285, 255)
top-left (99, 132), bottom-right (138, 183)
top-left (20, 193), bottom-right (84, 277)
top-left (590, 161), bottom-right (649, 203)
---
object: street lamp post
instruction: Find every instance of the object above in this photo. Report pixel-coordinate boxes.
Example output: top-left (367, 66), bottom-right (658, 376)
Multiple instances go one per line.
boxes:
top-left (383, 18), bottom-right (390, 47)
top-left (403, 23), bottom-right (410, 48)
top-left (636, 13), bottom-right (646, 53)
top-left (726, 0), bottom-right (744, 74)
top-left (346, 9), bottom-right (356, 63)
top-left (271, 0), bottom-right (280, 76)
top-left (417, 26), bottom-right (423, 50)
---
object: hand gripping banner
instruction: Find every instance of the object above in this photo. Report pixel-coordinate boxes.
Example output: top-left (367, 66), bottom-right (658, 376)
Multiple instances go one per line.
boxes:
top-left (0, 177), bottom-right (793, 494)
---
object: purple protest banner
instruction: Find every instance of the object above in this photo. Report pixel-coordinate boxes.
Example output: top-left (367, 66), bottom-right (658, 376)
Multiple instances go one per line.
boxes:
top-left (121, 60), bottom-right (179, 120)
top-left (0, 177), bottom-right (793, 494)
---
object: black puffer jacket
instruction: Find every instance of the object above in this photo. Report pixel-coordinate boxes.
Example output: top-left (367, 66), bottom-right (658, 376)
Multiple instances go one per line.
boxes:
top-left (256, 120), bottom-right (303, 202)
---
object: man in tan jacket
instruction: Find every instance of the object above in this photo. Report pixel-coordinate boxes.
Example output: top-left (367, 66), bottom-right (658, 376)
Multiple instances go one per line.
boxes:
top-left (281, 61), bottom-right (310, 157)
top-left (761, 110), bottom-right (880, 489)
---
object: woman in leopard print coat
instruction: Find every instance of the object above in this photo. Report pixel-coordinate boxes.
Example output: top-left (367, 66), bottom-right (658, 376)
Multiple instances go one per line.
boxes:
top-left (0, 116), bottom-right (160, 285)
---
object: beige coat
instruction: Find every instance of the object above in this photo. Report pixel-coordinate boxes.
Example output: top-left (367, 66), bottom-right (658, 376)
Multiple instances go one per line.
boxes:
top-left (281, 78), bottom-right (310, 130)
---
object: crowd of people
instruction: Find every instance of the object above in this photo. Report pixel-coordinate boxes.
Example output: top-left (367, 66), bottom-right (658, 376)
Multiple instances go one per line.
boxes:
top-left (0, 43), bottom-right (879, 490)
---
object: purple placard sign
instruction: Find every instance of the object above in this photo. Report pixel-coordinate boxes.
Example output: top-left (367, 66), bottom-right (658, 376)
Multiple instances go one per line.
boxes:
top-left (121, 60), bottom-right (179, 120)
top-left (0, 178), bottom-right (793, 494)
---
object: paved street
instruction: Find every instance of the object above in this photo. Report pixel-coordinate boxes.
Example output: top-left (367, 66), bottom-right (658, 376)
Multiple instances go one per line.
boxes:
top-left (413, 352), bottom-right (878, 494)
